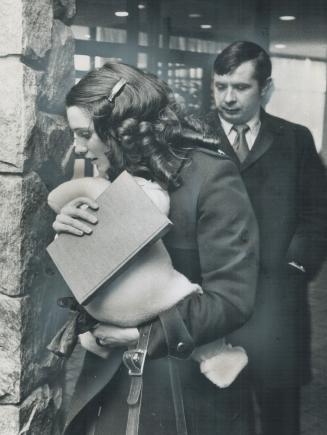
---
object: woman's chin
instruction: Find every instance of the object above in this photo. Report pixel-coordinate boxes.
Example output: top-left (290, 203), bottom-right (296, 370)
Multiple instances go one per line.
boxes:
top-left (94, 165), bottom-right (108, 178)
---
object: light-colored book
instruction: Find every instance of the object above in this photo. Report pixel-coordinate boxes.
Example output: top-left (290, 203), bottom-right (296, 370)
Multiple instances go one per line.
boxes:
top-left (47, 171), bottom-right (172, 305)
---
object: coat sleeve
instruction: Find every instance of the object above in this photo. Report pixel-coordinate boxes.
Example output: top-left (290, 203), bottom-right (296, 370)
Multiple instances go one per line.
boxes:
top-left (286, 126), bottom-right (327, 278)
top-left (148, 158), bottom-right (259, 358)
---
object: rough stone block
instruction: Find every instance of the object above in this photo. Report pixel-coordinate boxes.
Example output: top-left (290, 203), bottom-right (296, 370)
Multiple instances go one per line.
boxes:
top-left (0, 294), bottom-right (28, 402)
top-left (0, 276), bottom-right (70, 404)
top-left (38, 20), bottom-right (75, 114)
top-left (53, 0), bottom-right (77, 23)
top-left (0, 58), bottom-right (37, 173)
top-left (0, 173), bottom-right (53, 296)
top-left (0, 0), bottom-right (52, 59)
top-left (0, 0), bottom-right (23, 57)
top-left (0, 385), bottom-right (61, 435)
top-left (0, 177), bottom-right (22, 295)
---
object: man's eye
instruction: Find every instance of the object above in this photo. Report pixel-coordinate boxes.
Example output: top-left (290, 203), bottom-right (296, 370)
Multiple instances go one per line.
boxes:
top-left (235, 85), bottom-right (249, 91)
top-left (216, 84), bottom-right (226, 91)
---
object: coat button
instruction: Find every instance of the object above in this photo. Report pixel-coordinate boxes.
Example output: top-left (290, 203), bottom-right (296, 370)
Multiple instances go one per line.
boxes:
top-left (177, 342), bottom-right (186, 353)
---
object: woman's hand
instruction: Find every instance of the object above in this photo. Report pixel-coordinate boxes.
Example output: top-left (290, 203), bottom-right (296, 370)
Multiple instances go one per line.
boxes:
top-left (52, 197), bottom-right (99, 236)
top-left (92, 324), bottom-right (140, 348)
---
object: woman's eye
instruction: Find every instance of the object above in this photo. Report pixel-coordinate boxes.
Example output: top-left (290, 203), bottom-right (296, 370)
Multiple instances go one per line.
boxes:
top-left (75, 132), bottom-right (91, 140)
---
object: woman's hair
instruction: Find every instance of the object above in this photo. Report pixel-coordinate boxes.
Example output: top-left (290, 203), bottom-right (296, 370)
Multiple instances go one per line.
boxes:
top-left (66, 62), bottom-right (218, 189)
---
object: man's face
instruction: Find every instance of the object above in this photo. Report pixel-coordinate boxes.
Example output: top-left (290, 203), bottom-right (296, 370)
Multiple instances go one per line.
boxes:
top-left (213, 60), bottom-right (268, 125)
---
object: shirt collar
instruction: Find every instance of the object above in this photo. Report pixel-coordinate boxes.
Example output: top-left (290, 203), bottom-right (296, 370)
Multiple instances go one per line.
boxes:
top-left (218, 110), bottom-right (261, 136)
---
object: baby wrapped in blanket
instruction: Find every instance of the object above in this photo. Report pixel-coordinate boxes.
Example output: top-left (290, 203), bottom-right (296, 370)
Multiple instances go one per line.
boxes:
top-left (48, 175), bottom-right (248, 388)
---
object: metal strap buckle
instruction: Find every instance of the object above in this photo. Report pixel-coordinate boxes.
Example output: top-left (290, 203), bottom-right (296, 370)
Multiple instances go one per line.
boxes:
top-left (123, 349), bottom-right (147, 376)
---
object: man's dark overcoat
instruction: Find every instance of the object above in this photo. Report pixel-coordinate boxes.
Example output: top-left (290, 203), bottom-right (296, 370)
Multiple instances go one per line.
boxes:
top-left (63, 148), bottom-right (259, 435)
top-left (205, 109), bottom-right (327, 389)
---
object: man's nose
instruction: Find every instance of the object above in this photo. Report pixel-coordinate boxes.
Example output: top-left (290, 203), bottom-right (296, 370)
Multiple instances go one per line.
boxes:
top-left (224, 87), bottom-right (236, 104)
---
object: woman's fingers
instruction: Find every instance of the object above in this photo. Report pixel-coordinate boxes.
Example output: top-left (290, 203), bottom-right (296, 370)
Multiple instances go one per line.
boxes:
top-left (53, 216), bottom-right (92, 235)
top-left (53, 212), bottom-right (94, 235)
top-left (92, 324), bottom-right (140, 348)
top-left (61, 197), bottom-right (99, 222)
top-left (67, 197), bottom-right (99, 211)
top-left (62, 206), bottom-right (98, 225)
top-left (53, 196), bottom-right (99, 235)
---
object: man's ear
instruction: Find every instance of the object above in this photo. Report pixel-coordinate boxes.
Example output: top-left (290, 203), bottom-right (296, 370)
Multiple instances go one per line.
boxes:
top-left (261, 77), bottom-right (273, 96)
top-left (261, 77), bottom-right (273, 105)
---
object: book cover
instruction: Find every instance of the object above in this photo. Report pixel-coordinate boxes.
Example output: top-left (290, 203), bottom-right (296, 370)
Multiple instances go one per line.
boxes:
top-left (47, 171), bottom-right (172, 304)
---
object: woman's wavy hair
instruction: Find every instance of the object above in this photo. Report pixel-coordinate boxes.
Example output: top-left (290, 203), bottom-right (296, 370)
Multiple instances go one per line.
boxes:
top-left (66, 62), bottom-right (218, 189)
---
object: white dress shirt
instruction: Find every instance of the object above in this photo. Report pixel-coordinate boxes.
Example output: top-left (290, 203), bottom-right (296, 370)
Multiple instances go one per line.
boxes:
top-left (219, 113), bottom-right (261, 150)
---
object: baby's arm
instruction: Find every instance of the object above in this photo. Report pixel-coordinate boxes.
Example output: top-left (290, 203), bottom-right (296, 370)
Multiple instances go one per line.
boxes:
top-left (48, 177), bottom-right (110, 213)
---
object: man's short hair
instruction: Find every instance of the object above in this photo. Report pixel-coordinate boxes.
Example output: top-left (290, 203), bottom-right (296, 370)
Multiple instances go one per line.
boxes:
top-left (213, 41), bottom-right (272, 88)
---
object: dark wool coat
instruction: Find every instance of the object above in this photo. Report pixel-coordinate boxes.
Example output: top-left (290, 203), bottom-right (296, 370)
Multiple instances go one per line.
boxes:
top-left (205, 109), bottom-right (327, 389)
top-left (64, 148), bottom-right (259, 435)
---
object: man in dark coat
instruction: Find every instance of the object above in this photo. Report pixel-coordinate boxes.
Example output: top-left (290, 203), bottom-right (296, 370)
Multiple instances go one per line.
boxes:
top-left (205, 40), bottom-right (327, 435)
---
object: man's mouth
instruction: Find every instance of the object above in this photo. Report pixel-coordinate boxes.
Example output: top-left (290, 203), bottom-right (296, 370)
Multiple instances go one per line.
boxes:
top-left (222, 107), bottom-right (240, 114)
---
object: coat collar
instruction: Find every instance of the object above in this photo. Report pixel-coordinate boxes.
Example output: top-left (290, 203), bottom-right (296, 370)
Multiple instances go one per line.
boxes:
top-left (64, 349), bottom-right (123, 433)
top-left (205, 109), bottom-right (285, 171)
top-left (203, 110), bottom-right (240, 168)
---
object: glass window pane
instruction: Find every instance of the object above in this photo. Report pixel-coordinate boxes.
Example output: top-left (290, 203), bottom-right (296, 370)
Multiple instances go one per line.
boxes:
top-left (95, 57), bottom-right (123, 68)
top-left (96, 27), bottom-right (127, 43)
top-left (74, 55), bottom-right (91, 71)
top-left (267, 58), bottom-right (327, 151)
top-left (137, 53), bottom-right (147, 70)
top-left (71, 25), bottom-right (91, 40)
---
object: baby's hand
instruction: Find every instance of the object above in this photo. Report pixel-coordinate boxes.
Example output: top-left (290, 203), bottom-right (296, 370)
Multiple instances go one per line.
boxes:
top-left (92, 324), bottom-right (140, 348)
top-left (79, 331), bottom-right (110, 359)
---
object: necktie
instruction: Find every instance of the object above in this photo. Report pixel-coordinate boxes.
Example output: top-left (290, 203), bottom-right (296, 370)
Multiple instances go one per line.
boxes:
top-left (232, 124), bottom-right (250, 163)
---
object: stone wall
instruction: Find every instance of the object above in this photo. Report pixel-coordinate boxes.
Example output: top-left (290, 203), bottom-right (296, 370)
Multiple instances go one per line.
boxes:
top-left (0, 1), bottom-right (76, 433)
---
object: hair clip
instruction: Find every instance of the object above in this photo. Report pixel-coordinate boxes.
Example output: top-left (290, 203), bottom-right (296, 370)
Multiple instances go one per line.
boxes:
top-left (107, 78), bottom-right (127, 103)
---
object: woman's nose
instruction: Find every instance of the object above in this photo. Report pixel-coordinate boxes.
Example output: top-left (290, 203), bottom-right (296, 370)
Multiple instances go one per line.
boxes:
top-left (74, 141), bottom-right (88, 156)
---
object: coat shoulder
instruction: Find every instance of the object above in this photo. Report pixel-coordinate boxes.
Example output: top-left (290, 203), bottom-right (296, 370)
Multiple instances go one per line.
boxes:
top-left (264, 112), bottom-right (311, 136)
top-left (181, 146), bottom-right (239, 187)
top-left (194, 145), bottom-right (231, 161)
top-left (172, 146), bottom-right (242, 212)
top-left (265, 113), bottom-right (316, 155)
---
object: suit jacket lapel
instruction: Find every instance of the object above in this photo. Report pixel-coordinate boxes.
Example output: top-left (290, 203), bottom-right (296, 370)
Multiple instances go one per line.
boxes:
top-left (205, 110), bottom-right (278, 172)
top-left (242, 110), bottom-right (285, 171)
top-left (241, 119), bottom-right (273, 171)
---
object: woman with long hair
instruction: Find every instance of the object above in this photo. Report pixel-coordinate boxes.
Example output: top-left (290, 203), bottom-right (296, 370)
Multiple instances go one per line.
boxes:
top-left (53, 62), bottom-right (259, 435)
